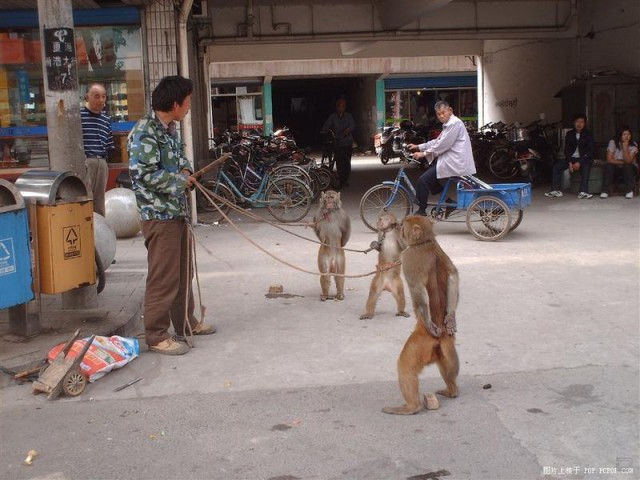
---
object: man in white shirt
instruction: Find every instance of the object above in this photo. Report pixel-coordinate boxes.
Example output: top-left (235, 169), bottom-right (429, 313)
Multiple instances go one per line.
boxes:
top-left (408, 101), bottom-right (476, 215)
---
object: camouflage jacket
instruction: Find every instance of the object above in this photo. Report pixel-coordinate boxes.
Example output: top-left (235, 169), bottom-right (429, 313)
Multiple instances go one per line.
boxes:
top-left (128, 114), bottom-right (192, 220)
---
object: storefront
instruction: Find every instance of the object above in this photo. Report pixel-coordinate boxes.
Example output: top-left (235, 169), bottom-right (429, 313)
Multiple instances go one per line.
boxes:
top-left (382, 74), bottom-right (478, 129)
top-left (0, 7), bottom-right (144, 177)
top-left (210, 82), bottom-right (264, 137)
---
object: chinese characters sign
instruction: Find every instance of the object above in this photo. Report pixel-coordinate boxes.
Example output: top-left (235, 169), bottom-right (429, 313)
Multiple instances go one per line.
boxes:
top-left (44, 28), bottom-right (77, 91)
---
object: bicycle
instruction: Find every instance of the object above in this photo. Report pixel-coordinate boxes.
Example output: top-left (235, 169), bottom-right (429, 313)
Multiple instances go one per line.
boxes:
top-left (359, 147), bottom-right (531, 241)
top-left (320, 130), bottom-right (336, 171)
top-left (197, 156), bottom-right (313, 224)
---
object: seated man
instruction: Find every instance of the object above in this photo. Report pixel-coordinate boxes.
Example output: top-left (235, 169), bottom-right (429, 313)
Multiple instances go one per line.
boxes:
top-left (545, 113), bottom-right (595, 199)
top-left (407, 101), bottom-right (476, 216)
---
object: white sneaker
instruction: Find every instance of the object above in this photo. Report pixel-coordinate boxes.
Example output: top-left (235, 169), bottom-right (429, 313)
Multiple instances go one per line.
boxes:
top-left (600, 192), bottom-right (609, 198)
top-left (578, 192), bottom-right (593, 199)
top-left (544, 190), bottom-right (563, 198)
top-left (625, 191), bottom-right (634, 199)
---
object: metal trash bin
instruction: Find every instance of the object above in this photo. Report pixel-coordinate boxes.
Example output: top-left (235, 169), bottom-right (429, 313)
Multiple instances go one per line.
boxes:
top-left (0, 179), bottom-right (34, 309)
top-left (15, 171), bottom-right (96, 294)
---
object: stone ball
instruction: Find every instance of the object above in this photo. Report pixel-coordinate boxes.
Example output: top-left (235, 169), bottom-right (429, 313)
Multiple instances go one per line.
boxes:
top-left (93, 213), bottom-right (117, 272)
top-left (105, 187), bottom-right (141, 238)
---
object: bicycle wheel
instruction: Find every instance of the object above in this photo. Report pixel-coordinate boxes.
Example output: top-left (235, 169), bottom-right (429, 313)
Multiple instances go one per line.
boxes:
top-left (273, 164), bottom-right (316, 194)
top-left (313, 166), bottom-right (332, 191)
top-left (465, 196), bottom-right (511, 241)
top-left (307, 169), bottom-right (324, 200)
top-left (489, 148), bottom-right (519, 180)
top-left (196, 181), bottom-right (236, 224)
top-left (266, 176), bottom-right (313, 222)
top-left (359, 185), bottom-right (411, 231)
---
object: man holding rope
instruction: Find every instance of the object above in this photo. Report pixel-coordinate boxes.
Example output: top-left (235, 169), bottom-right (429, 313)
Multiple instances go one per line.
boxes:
top-left (128, 75), bottom-right (216, 356)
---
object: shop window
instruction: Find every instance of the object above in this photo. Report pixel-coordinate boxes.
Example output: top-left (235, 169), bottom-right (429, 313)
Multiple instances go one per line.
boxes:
top-left (384, 87), bottom-right (477, 129)
top-left (211, 85), bottom-right (263, 136)
top-left (0, 23), bottom-right (144, 169)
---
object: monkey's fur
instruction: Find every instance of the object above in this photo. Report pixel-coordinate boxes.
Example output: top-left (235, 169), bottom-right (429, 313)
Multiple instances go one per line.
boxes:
top-left (360, 213), bottom-right (410, 319)
top-left (382, 215), bottom-right (460, 415)
top-left (313, 191), bottom-right (351, 301)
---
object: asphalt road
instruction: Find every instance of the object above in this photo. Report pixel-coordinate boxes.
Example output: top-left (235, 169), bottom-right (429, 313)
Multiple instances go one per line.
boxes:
top-left (1, 158), bottom-right (638, 480)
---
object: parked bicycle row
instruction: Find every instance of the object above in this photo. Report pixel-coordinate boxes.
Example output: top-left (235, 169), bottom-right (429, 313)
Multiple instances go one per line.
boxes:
top-left (197, 127), bottom-right (338, 224)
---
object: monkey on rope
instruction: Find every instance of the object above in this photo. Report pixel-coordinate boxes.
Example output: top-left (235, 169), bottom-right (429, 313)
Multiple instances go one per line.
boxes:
top-left (313, 190), bottom-right (351, 301)
top-left (360, 213), bottom-right (410, 320)
top-left (382, 215), bottom-right (459, 415)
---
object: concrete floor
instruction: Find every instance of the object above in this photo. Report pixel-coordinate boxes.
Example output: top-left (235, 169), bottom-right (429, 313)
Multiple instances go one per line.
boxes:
top-left (0, 156), bottom-right (638, 480)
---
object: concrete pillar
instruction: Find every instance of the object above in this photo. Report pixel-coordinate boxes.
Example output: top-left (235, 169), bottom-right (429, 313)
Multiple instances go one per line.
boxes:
top-left (37, 0), bottom-right (86, 178)
top-left (263, 82), bottom-right (273, 134)
top-left (37, 0), bottom-right (97, 309)
top-left (476, 55), bottom-right (484, 128)
top-left (375, 79), bottom-right (385, 129)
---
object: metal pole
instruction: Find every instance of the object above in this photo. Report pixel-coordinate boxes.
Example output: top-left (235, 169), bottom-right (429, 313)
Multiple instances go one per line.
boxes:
top-left (37, 0), bottom-right (97, 309)
top-left (178, 0), bottom-right (198, 225)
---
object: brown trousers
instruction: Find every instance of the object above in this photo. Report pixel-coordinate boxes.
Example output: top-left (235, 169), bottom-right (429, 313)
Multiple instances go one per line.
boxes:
top-left (141, 218), bottom-right (197, 346)
top-left (86, 157), bottom-right (108, 217)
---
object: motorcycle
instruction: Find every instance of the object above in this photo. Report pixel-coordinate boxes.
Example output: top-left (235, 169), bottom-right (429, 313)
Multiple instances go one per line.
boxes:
top-left (488, 123), bottom-right (539, 181)
top-left (374, 120), bottom-right (425, 165)
top-left (487, 121), bottom-right (561, 183)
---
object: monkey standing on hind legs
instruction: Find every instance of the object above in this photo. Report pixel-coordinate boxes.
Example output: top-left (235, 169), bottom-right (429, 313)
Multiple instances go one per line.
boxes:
top-left (382, 215), bottom-right (460, 415)
top-left (360, 213), bottom-right (410, 319)
top-left (313, 190), bottom-right (351, 301)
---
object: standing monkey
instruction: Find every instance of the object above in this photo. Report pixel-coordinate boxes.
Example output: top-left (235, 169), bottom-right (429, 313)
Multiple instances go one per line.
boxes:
top-left (383, 215), bottom-right (459, 415)
top-left (360, 213), bottom-right (410, 319)
top-left (313, 190), bottom-right (351, 301)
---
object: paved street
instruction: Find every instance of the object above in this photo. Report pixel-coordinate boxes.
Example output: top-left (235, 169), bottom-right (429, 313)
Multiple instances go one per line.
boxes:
top-left (1, 157), bottom-right (639, 480)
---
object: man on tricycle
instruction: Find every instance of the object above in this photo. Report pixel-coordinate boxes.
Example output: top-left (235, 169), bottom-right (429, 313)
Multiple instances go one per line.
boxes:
top-left (407, 101), bottom-right (476, 216)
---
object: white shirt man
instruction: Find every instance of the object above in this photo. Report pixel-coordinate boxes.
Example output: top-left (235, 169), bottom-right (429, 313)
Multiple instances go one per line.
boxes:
top-left (408, 101), bottom-right (476, 214)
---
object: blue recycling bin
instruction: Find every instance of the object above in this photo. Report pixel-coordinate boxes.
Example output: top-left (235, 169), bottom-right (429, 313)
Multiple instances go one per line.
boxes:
top-left (0, 179), bottom-right (34, 309)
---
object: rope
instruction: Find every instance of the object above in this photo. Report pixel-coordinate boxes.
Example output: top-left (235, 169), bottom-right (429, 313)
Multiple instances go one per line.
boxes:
top-left (179, 199), bottom-right (207, 348)
top-left (196, 180), bottom-right (375, 254)
top-left (194, 181), bottom-right (399, 279)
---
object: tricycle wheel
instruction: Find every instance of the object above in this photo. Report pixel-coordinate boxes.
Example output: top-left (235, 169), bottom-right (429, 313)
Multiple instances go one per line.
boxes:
top-left (359, 185), bottom-right (410, 231)
top-left (63, 370), bottom-right (87, 397)
top-left (466, 196), bottom-right (511, 241)
top-left (510, 209), bottom-right (524, 232)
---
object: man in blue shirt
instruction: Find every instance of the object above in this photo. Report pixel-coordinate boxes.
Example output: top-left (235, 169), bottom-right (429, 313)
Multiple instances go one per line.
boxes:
top-left (81, 82), bottom-right (115, 216)
top-left (322, 97), bottom-right (355, 188)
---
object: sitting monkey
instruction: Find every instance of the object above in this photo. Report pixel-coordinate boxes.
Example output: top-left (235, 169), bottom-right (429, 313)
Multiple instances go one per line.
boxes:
top-left (313, 190), bottom-right (351, 301)
top-left (360, 213), bottom-right (410, 319)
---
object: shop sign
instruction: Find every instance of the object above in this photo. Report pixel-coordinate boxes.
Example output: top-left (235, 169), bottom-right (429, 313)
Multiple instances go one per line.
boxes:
top-left (43, 27), bottom-right (77, 92)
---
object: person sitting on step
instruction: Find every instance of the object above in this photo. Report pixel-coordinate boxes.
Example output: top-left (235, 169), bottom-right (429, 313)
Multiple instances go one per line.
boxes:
top-left (600, 126), bottom-right (638, 199)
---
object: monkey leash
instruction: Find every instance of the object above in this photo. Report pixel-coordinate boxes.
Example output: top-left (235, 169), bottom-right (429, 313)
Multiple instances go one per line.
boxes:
top-left (194, 181), bottom-right (399, 279)
top-left (196, 181), bottom-right (376, 254)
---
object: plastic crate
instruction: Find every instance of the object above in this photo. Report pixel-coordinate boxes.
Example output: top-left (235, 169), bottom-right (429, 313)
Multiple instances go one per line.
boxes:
top-left (457, 182), bottom-right (532, 210)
